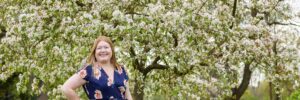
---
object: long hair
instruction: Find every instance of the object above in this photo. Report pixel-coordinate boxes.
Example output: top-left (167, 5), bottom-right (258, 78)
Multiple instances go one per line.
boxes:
top-left (87, 36), bottom-right (120, 76)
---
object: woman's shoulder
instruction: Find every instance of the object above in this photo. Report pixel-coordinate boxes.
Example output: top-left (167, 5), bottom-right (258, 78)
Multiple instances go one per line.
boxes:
top-left (84, 64), bottom-right (93, 70)
top-left (118, 65), bottom-right (129, 73)
top-left (78, 64), bottom-right (93, 72)
top-left (119, 64), bottom-right (127, 70)
top-left (118, 64), bottom-right (129, 80)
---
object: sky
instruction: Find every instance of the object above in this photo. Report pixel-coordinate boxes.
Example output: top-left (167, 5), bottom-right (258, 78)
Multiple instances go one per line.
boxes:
top-left (290, 0), bottom-right (300, 12)
top-left (289, 0), bottom-right (300, 24)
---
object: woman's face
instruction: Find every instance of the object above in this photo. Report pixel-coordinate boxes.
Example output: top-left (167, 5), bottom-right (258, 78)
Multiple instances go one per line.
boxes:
top-left (95, 41), bottom-right (112, 64)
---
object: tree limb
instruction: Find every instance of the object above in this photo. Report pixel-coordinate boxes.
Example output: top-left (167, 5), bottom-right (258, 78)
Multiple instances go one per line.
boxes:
top-left (144, 63), bottom-right (169, 75)
top-left (31, 34), bottom-right (50, 49)
top-left (129, 46), bottom-right (144, 72)
top-left (143, 56), bottom-right (169, 75)
top-left (174, 65), bottom-right (195, 76)
top-left (232, 59), bottom-right (254, 100)
top-left (152, 56), bottom-right (160, 65)
top-left (125, 11), bottom-right (149, 16)
top-left (267, 21), bottom-right (300, 27)
top-left (196, 0), bottom-right (209, 14)
top-left (230, 0), bottom-right (238, 29)
top-left (171, 32), bottom-right (178, 47)
top-left (0, 25), bottom-right (6, 40)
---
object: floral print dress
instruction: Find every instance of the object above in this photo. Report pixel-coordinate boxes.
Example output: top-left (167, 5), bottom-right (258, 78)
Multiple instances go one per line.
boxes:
top-left (78, 65), bottom-right (129, 100)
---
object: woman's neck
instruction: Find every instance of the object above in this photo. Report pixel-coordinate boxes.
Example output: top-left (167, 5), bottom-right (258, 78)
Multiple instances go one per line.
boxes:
top-left (98, 62), bottom-right (113, 69)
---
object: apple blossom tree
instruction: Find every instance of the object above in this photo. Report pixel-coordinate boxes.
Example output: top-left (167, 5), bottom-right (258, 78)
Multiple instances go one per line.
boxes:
top-left (0, 0), bottom-right (299, 99)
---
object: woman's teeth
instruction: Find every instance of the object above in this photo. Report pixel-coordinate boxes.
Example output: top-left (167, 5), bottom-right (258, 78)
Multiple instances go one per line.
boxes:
top-left (99, 54), bottom-right (107, 56)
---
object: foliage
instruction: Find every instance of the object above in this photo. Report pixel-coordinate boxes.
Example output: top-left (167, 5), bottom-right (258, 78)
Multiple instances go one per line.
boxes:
top-left (0, 0), bottom-right (299, 99)
top-left (288, 89), bottom-right (300, 100)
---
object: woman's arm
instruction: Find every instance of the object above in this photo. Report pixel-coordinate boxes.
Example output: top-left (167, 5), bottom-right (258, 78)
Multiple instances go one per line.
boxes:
top-left (61, 71), bottom-right (86, 100)
top-left (125, 81), bottom-right (133, 100)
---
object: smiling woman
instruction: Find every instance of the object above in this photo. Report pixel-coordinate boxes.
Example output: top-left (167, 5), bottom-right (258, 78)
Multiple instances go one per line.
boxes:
top-left (61, 36), bottom-right (132, 100)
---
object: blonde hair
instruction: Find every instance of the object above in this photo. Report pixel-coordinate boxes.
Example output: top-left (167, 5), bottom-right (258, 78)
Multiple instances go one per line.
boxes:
top-left (87, 36), bottom-right (121, 76)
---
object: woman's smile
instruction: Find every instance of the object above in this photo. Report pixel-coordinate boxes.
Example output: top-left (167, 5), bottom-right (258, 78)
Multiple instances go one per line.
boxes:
top-left (95, 41), bottom-right (113, 63)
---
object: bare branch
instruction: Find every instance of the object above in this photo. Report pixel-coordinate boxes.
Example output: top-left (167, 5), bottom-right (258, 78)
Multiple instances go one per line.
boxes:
top-left (267, 21), bottom-right (300, 27)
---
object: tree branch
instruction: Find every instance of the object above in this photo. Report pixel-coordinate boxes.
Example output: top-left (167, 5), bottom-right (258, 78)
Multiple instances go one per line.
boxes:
top-left (143, 56), bottom-right (169, 75)
top-left (144, 63), bottom-right (169, 75)
top-left (267, 21), bottom-right (300, 27)
top-left (129, 46), bottom-right (144, 72)
top-left (232, 59), bottom-right (254, 100)
top-left (230, 0), bottom-right (238, 29)
top-left (174, 65), bottom-right (195, 76)
top-left (31, 34), bottom-right (50, 49)
top-left (0, 25), bottom-right (6, 40)
top-left (171, 32), bottom-right (178, 47)
top-left (199, 62), bottom-right (209, 66)
top-left (152, 56), bottom-right (160, 65)
top-left (195, 0), bottom-right (209, 14)
top-left (125, 11), bottom-right (149, 16)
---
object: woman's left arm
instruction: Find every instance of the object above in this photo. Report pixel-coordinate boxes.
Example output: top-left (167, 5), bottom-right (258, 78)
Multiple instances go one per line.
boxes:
top-left (125, 81), bottom-right (133, 100)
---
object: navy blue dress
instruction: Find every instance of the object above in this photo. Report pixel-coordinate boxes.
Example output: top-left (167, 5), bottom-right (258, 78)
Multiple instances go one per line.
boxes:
top-left (78, 65), bottom-right (129, 100)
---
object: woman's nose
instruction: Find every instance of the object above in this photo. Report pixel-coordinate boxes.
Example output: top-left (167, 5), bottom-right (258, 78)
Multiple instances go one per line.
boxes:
top-left (99, 48), bottom-right (106, 52)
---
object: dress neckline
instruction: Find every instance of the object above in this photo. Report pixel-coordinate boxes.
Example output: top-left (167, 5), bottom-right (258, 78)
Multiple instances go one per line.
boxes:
top-left (99, 67), bottom-right (116, 83)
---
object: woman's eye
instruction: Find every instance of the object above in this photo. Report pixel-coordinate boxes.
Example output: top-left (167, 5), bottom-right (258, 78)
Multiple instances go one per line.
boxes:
top-left (96, 46), bottom-right (108, 50)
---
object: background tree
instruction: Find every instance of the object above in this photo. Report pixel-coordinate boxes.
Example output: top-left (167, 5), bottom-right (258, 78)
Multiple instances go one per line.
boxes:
top-left (0, 0), bottom-right (299, 99)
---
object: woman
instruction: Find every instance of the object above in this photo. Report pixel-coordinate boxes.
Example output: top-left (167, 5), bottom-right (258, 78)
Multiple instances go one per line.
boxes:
top-left (61, 36), bottom-right (132, 100)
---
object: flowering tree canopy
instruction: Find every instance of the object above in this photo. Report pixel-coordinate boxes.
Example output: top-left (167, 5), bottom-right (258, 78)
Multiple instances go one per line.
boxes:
top-left (0, 0), bottom-right (300, 99)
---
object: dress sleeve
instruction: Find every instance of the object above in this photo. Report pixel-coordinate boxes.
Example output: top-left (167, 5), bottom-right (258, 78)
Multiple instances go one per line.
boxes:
top-left (122, 66), bottom-right (129, 80)
top-left (77, 64), bottom-right (92, 81)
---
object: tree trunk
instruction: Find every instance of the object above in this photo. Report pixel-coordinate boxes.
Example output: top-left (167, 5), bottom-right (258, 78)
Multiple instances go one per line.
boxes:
top-left (269, 82), bottom-right (273, 100)
top-left (129, 47), bottom-right (169, 100)
top-left (133, 75), bottom-right (145, 100)
top-left (275, 87), bottom-right (280, 100)
top-left (231, 61), bottom-right (253, 100)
